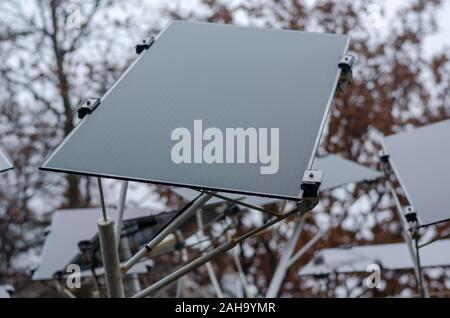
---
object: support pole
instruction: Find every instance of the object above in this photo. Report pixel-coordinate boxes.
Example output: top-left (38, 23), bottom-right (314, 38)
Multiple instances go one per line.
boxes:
top-left (201, 190), bottom-right (282, 217)
top-left (54, 280), bottom-right (76, 298)
top-left (119, 237), bottom-right (141, 296)
top-left (388, 183), bottom-right (429, 298)
top-left (287, 229), bottom-right (327, 267)
top-left (266, 220), bottom-right (304, 298)
top-left (414, 236), bottom-right (426, 298)
top-left (98, 218), bottom-right (125, 298)
top-left (115, 180), bottom-right (129, 247)
top-left (196, 211), bottom-right (224, 298)
top-left (122, 193), bottom-right (214, 273)
top-left (97, 177), bottom-right (125, 298)
top-left (133, 241), bottom-right (235, 298)
top-left (133, 200), bottom-right (315, 298)
top-left (230, 243), bottom-right (252, 298)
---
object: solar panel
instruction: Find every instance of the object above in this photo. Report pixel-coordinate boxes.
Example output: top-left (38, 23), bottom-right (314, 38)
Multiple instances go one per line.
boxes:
top-left (40, 21), bottom-right (350, 200)
top-left (0, 148), bottom-right (13, 173)
top-left (32, 208), bottom-right (162, 280)
top-left (299, 239), bottom-right (450, 276)
top-left (383, 119), bottom-right (450, 226)
top-left (172, 155), bottom-right (381, 204)
top-left (0, 285), bottom-right (14, 298)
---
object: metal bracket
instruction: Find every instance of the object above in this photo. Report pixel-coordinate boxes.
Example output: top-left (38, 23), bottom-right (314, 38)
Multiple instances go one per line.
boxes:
top-left (379, 152), bottom-right (390, 164)
top-left (136, 36), bottom-right (155, 54)
top-left (405, 205), bottom-right (418, 223)
top-left (77, 98), bottom-right (101, 119)
top-left (405, 205), bottom-right (421, 239)
top-left (77, 240), bottom-right (93, 254)
top-left (300, 169), bottom-right (323, 200)
top-left (337, 54), bottom-right (355, 92)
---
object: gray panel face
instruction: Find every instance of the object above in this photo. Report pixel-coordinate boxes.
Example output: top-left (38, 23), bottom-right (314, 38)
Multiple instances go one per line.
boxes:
top-left (0, 148), bottom-right (13, 173)
top-left (33, 208), bottom-right (154, 280)
top-left (383, 120), bottom-right (450, 226)
top-left (41, 21), bottom-right (349, 200)
top-left (299, 239), bottom-right (450, 275)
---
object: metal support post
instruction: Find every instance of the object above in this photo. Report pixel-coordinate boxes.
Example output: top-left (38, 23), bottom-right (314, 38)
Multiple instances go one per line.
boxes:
top-left (97, 177), bottom-right (125, 298)
top-left (115, 180), bottom-right (129, 247)
top-left (266, 220), bottom-right (304, 298)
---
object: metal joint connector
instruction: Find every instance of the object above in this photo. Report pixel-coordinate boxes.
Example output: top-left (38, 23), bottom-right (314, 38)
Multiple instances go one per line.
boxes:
top-left (77, 98), bottom-right (100, 119)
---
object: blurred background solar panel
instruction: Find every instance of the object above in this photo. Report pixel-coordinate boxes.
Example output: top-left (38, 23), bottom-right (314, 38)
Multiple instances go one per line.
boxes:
top-left (41, 21), bottom-right (349, 200)
top-left (383, 119), bottom-right (450, 226)
top-left (299, 239), bottom-right (450, 276)
top-left (0, 148), bottom-right (13, 173)
top-left (32, 208), bottom-right (161, 280)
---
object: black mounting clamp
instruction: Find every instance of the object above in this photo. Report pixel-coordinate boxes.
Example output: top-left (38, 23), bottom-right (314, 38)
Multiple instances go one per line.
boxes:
top-left (77, 98), bottom-right (100, 119)
top-left (337, 54), bottom-right (355, 92)
top-left (379, 152), bottom-right (390, 164)
top-left (405, 205), bottom-right (420, 239)
top-left (379, 151), bottom-right (391, 174)
top-left (300, 169), bottom-right (323, 200)
top-left (77, 240), bottom-right (93, 253)
top-left (136, 36), bottom-right (155, 54)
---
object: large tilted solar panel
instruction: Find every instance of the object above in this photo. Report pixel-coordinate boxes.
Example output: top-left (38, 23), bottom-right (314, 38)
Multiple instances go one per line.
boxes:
top-left (0, 148), bottom-right (13, 173)
top-left (172, 155), bottom-right (382, 204)
top-left (41, 21), bottom-right (350, 200)
top-left (299, 239), bottom-right (450, 276)
top-left (383, 119), bottom-right (450, 226)
top-left (32, 208), bottom-right (165, 280)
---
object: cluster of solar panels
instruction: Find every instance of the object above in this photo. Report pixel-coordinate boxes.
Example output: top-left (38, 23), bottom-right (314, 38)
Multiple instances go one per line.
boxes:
top-left (34, 153), bottom-right (383, 281)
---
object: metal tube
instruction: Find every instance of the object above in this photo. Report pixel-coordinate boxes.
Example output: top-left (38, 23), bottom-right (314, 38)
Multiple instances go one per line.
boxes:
top-left (122, 193), bottom-right (214, 273)
top-left (54, 280), bottom-right (76, 298)
top-left (133, 241), bottom-right (236, 298)
top-left (230, 244), bottom-right (252, 298)
top-left (98, 218), bottom-right (125, 298)
top-left (389, 183), bottom-right (429, 297)
top-left (115, 180), bottom-right (129, 247)
top-left (266, 220), bottom-right (304, 298)
top-left (97, 177), bottom-right (107, 222)
top-left (196, 211), bottom-right (224, 298)
top-left (414, 237), bottom-right (426, 298)
top-left (118, 237), bottom-right (141, 296)
top-left (287, 229), bottom-right (327, 267)
top-left (201, 190), bottom-right (282, 217)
